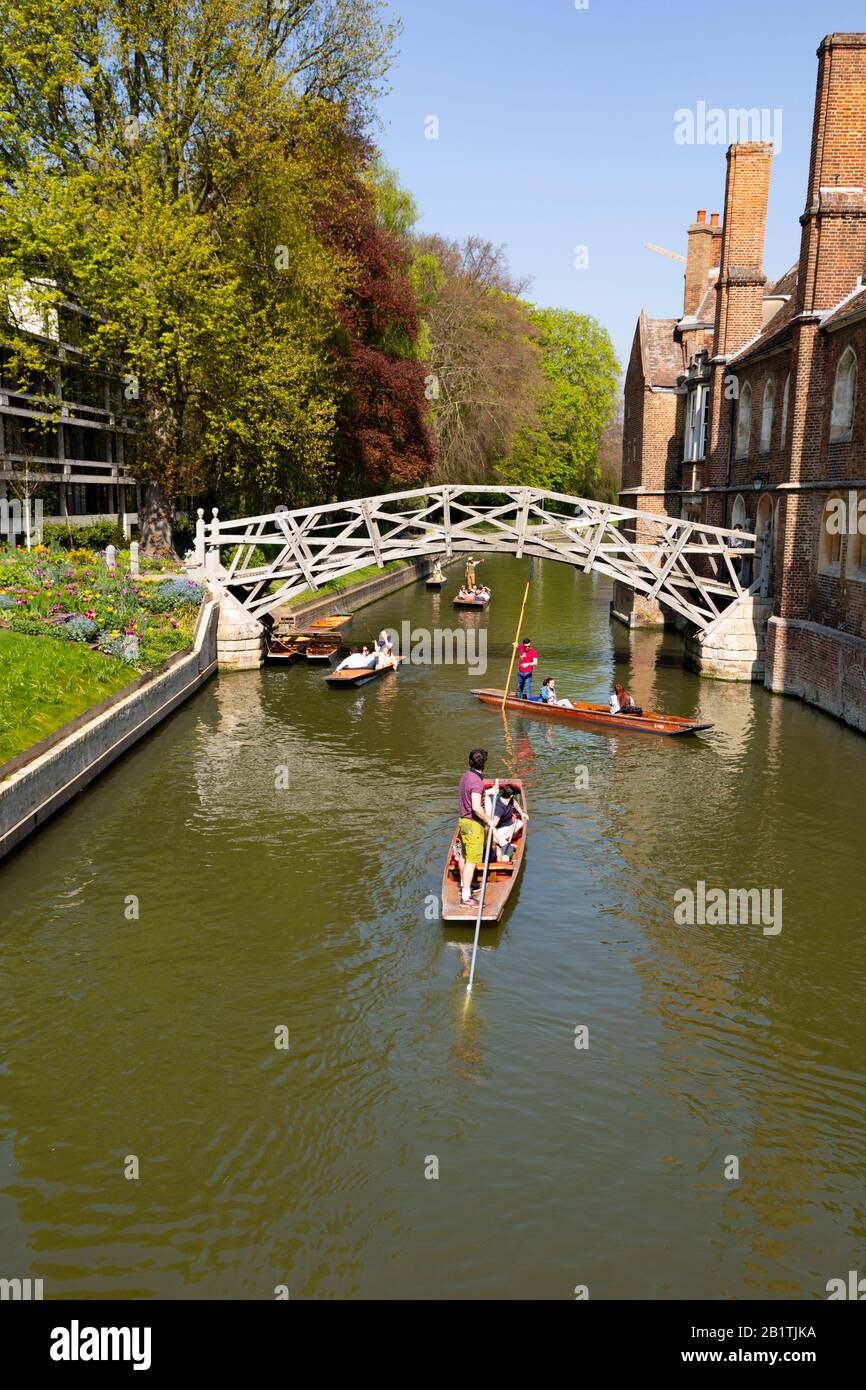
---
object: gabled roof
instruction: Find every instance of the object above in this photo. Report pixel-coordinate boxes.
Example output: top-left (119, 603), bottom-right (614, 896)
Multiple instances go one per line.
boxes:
top-left (693, 281), bottom-right (718, 325)
top-left (822, 284), bottom-right (866, 331)
top-left (640, 310), bottom-right (685, 389)
top-left (728, 262), bottom-right (800, 366)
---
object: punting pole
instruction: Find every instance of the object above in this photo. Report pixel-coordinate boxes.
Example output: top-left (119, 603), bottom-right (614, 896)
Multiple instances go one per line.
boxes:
top-left (467, 779), bottom-right (499, 992)
top-left (501, 559), bottom-right (534, 712)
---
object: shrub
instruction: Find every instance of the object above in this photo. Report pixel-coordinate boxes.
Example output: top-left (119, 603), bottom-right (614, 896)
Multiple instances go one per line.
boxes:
top-left (40, 520), bottom-right (127, 551)
top-left (7, 614), bottom-right (68, 639)
top-left (63, 615), bottom-right (98, 642)
top-left (223, 542), bottom-right (268, 571)
top-left (140, 578), bottom-right (204, 613)
top-left (96, 631), bottom-right (141, 663)
top-left (0, 594), bottom-right (14, 610)
top-left (67, 547), bottom-right (97, 566)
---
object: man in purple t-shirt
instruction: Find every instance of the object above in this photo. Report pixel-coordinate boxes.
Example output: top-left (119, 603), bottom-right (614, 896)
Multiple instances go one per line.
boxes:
top-left (456, 747), bottom-right (494, 908)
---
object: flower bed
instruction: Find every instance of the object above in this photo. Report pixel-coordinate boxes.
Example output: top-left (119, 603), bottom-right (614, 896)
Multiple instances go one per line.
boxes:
top-left (0, 546), bottom-right (205, 670)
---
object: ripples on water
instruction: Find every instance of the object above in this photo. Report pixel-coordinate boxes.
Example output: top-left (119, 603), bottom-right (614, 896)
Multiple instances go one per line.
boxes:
top-left (1, 558), bottom-right (865, 1299)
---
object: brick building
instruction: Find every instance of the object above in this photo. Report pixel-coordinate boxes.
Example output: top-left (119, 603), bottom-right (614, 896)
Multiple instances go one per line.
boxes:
top-left (619, 32), bottom-right (866, 733)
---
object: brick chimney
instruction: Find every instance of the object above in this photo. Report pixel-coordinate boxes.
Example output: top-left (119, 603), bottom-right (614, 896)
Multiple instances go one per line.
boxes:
top-left (684, 209), bottom-right (715, 317)
top-left (709, 212), bottom-right (722, 270)
top-left (704, 148), bottom-right (772, 526)
top-left (797, 33), bottom-right (866, 312)
top-left (713, 142), bottom-right (773, 354)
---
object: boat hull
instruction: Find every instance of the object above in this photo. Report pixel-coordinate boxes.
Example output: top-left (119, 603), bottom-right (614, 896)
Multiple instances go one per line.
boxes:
top-left (441, 778), bottom-right (527, 922)
top-left (470, 688), bottom-right (713, 737)
top-left (453, 596), bottom-right (490, 608)
top-left (324, 657), bottom-right (403, 688)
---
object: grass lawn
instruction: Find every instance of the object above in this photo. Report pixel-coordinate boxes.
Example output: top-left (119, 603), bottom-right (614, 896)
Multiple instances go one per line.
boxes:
top-left (0, 630), bottom-right (134, 765)
top-left (283, 558), bottom-right (409, 607)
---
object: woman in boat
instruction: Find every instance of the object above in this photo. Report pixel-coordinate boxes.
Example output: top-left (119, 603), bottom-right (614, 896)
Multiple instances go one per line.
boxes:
top-left (540, 677), bottom-right (575, 709)
top-left (431, 558), bottom-right (443, 582)
top-left (489, 782), bottom-right (527, 861)
top-left (374, 629), bottom-right (399, 670)
top-left (610, 682), bottom-right (642, 716)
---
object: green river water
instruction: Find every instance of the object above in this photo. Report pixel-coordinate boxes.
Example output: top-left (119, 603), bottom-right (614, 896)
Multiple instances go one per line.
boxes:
top-left (1, 554), bottom-right (865, 1299)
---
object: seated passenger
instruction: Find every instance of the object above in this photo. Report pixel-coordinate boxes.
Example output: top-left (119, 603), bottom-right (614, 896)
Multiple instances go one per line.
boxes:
top-left (610, 682), bottom-right (642, 715)
top-left (335, 646), bottom-right (378, 672)
top-left (374, 629), bottom-right (398, 669)
top-left (488, 782), bottom-right (527, 861)
top-left (540, 677), bottom-right (575, 709)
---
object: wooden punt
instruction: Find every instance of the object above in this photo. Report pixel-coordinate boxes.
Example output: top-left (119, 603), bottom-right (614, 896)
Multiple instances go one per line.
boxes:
top-left (471, 688), bottom-right (713, 737)
top-left (441, 778), bottom-right (527, 922)
top-left (306, 613), bottom-right (353, 633)
top-left (426, 575), bottom-right (447, 588)
top-left (265, 632), bottom-right (310, 662)
top-left (453, 592), bottom-right (490, 608)
top-left (324, 656), bottom-right (403, 688)
top-left (305, 636), bottom-right (343, 663)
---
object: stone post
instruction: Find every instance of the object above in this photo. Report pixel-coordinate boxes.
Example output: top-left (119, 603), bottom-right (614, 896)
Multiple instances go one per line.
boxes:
top-left (105, 544), bottom-right (117, 573)
top-left (212, 587), bottom-right (266, 670)
top-left (129, 541), bottom-right (140, 577)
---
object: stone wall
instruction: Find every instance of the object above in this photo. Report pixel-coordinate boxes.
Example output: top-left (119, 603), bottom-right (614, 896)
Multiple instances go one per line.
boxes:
top-left (765, 615), bottom-right (866, 733)
top-left (0, 599), bottom-right (219, 859)
top-left (684, 597), bottom-right (770, 681)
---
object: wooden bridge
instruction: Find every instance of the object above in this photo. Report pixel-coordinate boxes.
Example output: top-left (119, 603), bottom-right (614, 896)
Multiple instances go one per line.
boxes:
top-left (197, 485), bottom-right (763, 637)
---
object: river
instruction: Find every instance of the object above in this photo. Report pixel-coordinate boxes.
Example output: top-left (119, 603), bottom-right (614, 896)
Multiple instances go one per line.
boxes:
top-left (1, 554), bottom-right (865, 1299)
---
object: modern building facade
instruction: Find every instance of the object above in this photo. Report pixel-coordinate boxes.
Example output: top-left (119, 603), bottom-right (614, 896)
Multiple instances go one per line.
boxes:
top-left (620, 32), bottom-right (866, 733)
top-left (0, 282), bottom-right (139, 538)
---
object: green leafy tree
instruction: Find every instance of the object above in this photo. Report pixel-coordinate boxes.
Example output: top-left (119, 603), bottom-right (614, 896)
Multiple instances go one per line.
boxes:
top-left (0, 0), bottom-right (396, 552)
top-left (499, 307), bottom-right (621, 498)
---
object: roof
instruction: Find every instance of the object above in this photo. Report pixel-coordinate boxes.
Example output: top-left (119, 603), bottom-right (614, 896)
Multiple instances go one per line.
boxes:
top-left (640, 311), bottom-right (684, 388)
top-left (766, 262), bottom-right (799, 298)
top-left (728, 262), bottom-right (800, 366)
top-left (822, 284), bottom-right (866, 331)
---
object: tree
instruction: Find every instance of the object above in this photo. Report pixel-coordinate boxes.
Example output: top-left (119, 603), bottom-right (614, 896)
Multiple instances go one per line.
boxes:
top-left (323, 149), bottom-right (437, 494)
top-left (0, 0), bottom-right (398, 551)
top-left (415, 235), bottom-right (544, 482)
top-left (498, 307), bottom-right (620, 498)
top-left (596, 398), bottom-right (624, 504)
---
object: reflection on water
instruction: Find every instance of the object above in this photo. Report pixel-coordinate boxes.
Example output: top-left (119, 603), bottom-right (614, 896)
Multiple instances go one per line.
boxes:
top-left (1, 555), bottom-right (865, 1300)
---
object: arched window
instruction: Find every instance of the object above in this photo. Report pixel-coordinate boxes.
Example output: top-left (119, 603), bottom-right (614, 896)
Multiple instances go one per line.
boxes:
top-left (780, 374), bottom-right (790, 446)
top-left (818, 493), bottom-right (844, 575)
top-left (736, 382), bottom-right (752, 458)
top-left (760, 379), bottom-right (775, 453)
top-left (755, 494), bottom-right (773, 536)
top-left (732, 494), bottom-right (748, 530)
top-left (830, 347), bottom-right (857, 443)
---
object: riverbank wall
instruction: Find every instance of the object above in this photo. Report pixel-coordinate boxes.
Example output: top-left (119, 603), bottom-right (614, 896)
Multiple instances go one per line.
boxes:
top-left (274, 556), bottom-right (458, 631)
top-left (0, 598), bottom-right (219, 860)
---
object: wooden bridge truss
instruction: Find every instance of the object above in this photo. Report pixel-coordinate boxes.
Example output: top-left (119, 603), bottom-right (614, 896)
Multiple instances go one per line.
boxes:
top-left (199, 485), bottom-right (761, 636)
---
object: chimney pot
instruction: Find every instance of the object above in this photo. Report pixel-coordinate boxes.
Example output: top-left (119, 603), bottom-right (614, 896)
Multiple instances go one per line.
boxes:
top-left (697, 209), bottom-right (707, 223)
top-left (710, 212), bottom-right (719, 227)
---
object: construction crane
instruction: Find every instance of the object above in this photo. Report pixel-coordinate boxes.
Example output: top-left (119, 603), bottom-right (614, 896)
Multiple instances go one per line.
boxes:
top-left (645, 242), bottom-right (687, 265)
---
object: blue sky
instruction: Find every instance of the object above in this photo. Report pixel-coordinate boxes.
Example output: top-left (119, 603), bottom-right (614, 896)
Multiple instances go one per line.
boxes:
top-left (377, 0), bottom-right (866, 371)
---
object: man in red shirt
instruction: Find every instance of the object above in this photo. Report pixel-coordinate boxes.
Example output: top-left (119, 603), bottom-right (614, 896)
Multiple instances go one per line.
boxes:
top-left (515, 636), bottom-right (538, 700)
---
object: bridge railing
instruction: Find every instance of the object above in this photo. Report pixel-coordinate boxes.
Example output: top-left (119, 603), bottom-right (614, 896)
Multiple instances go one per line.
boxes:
top-left (199, 485), bottom-right (759, 633)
